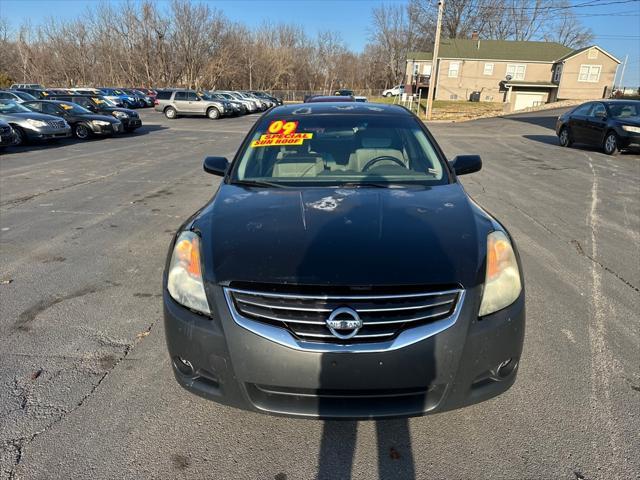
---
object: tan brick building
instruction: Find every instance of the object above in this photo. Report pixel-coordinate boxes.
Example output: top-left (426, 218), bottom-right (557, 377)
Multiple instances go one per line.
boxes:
top-left (406, 39), bottom-right (620, 111)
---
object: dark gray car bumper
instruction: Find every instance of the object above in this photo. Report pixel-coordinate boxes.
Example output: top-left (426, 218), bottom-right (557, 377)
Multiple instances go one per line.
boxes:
top-left (164, 286), bottom-right (525, 419)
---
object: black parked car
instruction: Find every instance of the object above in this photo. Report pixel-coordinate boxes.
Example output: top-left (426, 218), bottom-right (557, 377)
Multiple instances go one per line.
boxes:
top-left (163, 102), bottom-right (525, 419)
top-left (249, 90), bottom-right (283, 106)
top-left (23, 100), bottom-right (122, 139)
top-left (14, 88), bottom-right (50, 99)
top-left (47, 94), bottom-right (142, 133)
top-left (556, 100), bottom-right (640, 155)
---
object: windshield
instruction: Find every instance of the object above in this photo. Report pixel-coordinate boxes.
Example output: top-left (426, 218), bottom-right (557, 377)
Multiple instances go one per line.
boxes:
top-left (0, 101), bottom-right (31, 114)
top-left (15, 91), bottom-right (37, 101)
top-left (608, 102), bottom-right (639, 118)
top-left (232, 113), bottom-right (448, 187)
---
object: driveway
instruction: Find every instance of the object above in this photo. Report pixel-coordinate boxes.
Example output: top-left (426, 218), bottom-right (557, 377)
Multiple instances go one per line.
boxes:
top-left (1, 108), bottom-right (638, 479)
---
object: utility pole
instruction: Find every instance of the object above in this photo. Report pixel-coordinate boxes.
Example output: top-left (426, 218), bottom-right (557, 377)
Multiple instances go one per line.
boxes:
top-left (426, 0), bottom-right (444, 120)
top-left (618, 54), bottom-right (628, 91)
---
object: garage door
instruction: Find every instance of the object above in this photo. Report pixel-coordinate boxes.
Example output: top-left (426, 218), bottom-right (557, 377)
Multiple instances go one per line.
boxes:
top-left (513, 92), bottom-right (546, 111)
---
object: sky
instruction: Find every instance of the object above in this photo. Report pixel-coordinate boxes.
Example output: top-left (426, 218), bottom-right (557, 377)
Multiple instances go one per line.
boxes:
top-left (1, 0), bottom-right (639, 85)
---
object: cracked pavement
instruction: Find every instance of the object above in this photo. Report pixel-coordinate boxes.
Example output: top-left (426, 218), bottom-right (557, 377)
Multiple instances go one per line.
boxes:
top-left (0, 108), bottom-right (638, 479)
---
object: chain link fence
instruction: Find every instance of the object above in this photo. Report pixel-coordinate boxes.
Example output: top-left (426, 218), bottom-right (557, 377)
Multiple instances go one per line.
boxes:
top-left (267, 89), bottom-right (384, 102)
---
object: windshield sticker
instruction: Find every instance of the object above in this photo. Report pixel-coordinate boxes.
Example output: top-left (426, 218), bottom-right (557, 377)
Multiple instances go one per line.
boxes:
top-left (251, 120), bottom-right (313, 147)
top-left (60, 104), bottom-right (73, 110)
top-left (92, 97), bottom-right (105, 104)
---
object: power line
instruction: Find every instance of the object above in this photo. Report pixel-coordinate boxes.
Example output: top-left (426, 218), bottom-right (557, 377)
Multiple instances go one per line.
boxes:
top-left (460, 0), bottom-right (639, 12)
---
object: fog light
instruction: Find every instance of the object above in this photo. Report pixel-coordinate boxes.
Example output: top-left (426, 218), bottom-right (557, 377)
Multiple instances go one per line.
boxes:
top-left (496, 358), bottom-right (517, 379)
top-left (173, 356), bottom-right (194, 376)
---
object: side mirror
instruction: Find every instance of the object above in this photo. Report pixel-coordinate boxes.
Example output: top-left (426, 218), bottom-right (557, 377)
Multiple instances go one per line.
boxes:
top-left (450, 155), bottom-right (482, 176)
top-left (595, 111), bottom-right (606, 119)
top-left (203, 156), bottom-right (230, 176)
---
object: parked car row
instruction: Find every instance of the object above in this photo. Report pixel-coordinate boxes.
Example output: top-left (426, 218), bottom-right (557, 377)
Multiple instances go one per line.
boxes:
top-left (2, 87), bottom-right (157, 109)
top-left (0, 95), bottom-right (143, 148)
top-left (153, 89), bottom-right (282, 120)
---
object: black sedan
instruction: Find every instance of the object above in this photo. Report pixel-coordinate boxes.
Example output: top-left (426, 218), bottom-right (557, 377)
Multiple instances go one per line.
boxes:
top-left (47, 94), bottom-right (142, 133)
top-left (23, 100), bottom-right (122, 139)
top-left (163, 102), bottom-right (525, 419)
top-left (556, 100), bottom-right (640, 155)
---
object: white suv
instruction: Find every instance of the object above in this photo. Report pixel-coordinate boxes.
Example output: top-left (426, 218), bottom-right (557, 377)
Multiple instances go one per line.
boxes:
top-left (382, 85), bottom-right (405, 97)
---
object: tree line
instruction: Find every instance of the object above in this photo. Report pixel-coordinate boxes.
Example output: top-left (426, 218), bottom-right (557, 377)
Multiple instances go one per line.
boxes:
top-left (0, 0), bottom-right (594, 91)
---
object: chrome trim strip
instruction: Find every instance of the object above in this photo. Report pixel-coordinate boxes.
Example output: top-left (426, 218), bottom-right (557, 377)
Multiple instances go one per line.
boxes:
top-left (235, 296), bottom-right (453, 313)
top-left (236, 298), bottom-right (332, 313)
top-left (361, 307), bottom-right (451, 325)
top-left (227, 287), bottom-right (460, 301)
top-left (223, 288), bottom-right (466, 353)
top-left (358, 298), bottom-right (453, 313)
top-left (296, 331), bottom-right (394, 339)
top-left (239, 308), bottom-right (326, 325)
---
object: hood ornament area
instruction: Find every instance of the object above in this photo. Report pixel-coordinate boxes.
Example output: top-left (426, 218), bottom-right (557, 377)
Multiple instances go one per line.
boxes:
top-left (326, 307), bottom-right (363, 340)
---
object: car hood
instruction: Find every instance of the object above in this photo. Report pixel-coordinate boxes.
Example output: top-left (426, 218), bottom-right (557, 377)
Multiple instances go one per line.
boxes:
top-left (78, 113), bottom-right (120, 123)
top-left (197, 184), bottom-right (494, 288)
top-left (0, 112), bottom-right (63, 123)
top-left (617, 116), bottom-right (640, 127)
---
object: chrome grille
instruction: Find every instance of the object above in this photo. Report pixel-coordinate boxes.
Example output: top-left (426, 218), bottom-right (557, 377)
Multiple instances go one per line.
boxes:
top-left (225, 286), bottom-right (462, 345)
top-left (46, 120), bottom-right (66, 129)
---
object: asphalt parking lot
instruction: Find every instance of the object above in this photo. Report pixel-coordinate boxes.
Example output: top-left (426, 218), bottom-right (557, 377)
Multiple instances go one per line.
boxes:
top-left (1, 107), bottom-right (638, 479)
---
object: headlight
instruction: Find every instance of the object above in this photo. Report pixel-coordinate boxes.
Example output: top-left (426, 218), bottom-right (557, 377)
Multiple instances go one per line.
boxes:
top-left (112, 111), bottom-right (128, 119)
top-left (25, 119), bottom-right (47, 128)
top-left (622, 125), bottom-right (640, 133)
top-left (167, 231), bottom-right (210, 315)
top-left (478, 231), bottom-right (522, 316)
top-left (91, 120), bottom-right (111, 126)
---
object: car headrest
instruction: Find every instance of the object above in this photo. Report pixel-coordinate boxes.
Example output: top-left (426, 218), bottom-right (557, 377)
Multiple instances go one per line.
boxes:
top-left (361, 137), bottom-right (393, 149)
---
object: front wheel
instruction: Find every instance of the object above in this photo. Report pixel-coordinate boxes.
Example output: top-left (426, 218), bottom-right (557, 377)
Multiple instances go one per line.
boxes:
top-left (11, 126), bottom-right (26, 146)
top-left (603, 132), bottom-right (619, 155)
top-left (207, 107), bottom-right (220, 120)
top-left (384, 92), bottom-right (391, 98)
top-left (558, 127), bottom-right (572, 147)
top-left (165, 107), bottom-right (177, 119)
top-left (74, 123), bottom-right (91, 140)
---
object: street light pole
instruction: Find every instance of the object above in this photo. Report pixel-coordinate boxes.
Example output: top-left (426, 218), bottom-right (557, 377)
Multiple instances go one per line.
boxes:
top-left (426, 0), bottom-right (444, 120)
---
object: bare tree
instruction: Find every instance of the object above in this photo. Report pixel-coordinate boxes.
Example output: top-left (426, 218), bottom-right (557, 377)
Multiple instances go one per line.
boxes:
top-left (369, 4), bottom-right (418, 87)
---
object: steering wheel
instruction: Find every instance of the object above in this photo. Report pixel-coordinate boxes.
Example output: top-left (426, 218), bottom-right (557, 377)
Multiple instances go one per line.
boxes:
top-left (362, 155), bottom-right (406, 172)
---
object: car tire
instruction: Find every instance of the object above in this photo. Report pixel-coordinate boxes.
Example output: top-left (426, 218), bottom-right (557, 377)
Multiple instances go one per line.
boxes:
top-left (165, 107), bottom-right (177, 120)
top-left (11, 126), bottom-right (26, 146)
top-left (384, 93), bottom-right (391, 97)
top-left (603, 131), bottom-right (619, 155)
top-left (207, 107), bottom-right (220, 120)
top-left (74, 123), bottom-right (91, 140)
top-left (558, 127), bottom-right (573, 147)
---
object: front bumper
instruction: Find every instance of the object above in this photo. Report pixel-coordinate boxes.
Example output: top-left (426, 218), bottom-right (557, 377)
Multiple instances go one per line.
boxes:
top-left (617, 129), bottom-right (640, 148)
top-left (164, 285), bottom-right (525, 419)
top-left (120, 117), bottom-right (142, 130)
top-left (24, 126), bottom-right (72, 141)
top-left (89, 122), bottom-right (122, 135)
top-left (0, 130), bottom-right (16, 146)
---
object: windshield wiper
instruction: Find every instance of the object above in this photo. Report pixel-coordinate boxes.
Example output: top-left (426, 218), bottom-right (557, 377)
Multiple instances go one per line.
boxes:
top-left (232, 179), bottom-right (289, 188)
top-left (336, 182), bottom-right (408, 189)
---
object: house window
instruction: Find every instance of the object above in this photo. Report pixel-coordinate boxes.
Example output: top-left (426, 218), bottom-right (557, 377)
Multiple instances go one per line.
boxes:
top-left (554, 65), bottom-right (562, 83)
top-left (448, 62), bottom-right (460, 78)
top-left (578, 65), bottom-right (601, 82)
top-left (483, 63), bottom-right (494, 75)
top-left (423, 64), bottom-right (432, 75)
top-left (506, 64), bottom-right (526, 80)
top-left (588, 49), bottom-right (598, 59)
